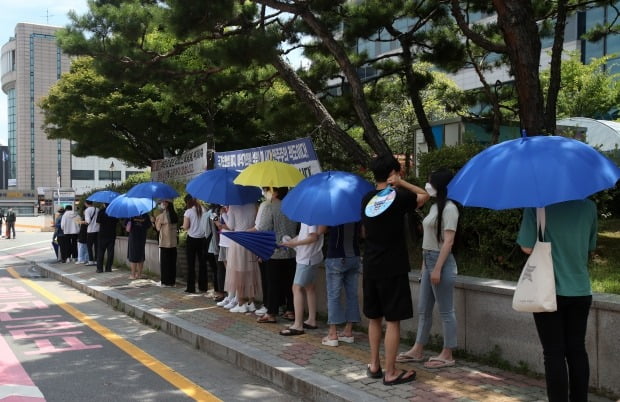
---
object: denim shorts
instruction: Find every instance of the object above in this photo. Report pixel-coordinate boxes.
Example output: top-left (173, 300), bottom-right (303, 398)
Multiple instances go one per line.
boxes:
top-left (293, 262), bottom-right (319, 286)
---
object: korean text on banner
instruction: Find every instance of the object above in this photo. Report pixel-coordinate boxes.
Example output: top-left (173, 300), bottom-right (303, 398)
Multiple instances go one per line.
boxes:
top-left (214, 137), bottom-right (322, 178)
top-left (151, 143), bottom-right (209, 183)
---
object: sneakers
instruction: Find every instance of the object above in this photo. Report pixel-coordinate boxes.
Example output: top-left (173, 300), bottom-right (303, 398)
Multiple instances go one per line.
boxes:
top-left (86, 261), bottom-right (96, 266)
top-left (246, 302), bottom-right (256, 312)
top-left (216, 296), bottom-right (231, 307)
top-left (255, 306), bottom-right (268, 316)
top-left (229, 303), bottom-right (248, 313)
top-left (223, 297), bottom-right (238, 309)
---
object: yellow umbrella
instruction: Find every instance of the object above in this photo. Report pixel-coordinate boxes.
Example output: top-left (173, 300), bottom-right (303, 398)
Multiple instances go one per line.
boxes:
top-left (233, 160), bottom-right (305, 188)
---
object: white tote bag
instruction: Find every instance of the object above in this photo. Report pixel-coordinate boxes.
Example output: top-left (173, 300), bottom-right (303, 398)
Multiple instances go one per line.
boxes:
top-left (512, 208), bottom-right (557, 313)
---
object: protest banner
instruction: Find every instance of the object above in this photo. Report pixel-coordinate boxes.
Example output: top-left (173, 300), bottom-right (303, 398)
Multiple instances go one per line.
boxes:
top-left (151, 143), bottom-right (209, 182)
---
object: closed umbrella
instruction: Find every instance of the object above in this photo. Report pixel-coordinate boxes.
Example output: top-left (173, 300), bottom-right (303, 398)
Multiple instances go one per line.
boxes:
top-left (220, 231), bottom-right (278, 261)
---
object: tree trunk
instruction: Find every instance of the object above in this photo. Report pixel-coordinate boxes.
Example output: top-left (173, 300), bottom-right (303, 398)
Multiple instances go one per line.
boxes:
top-left (271, 56), bottom-right (371, 166)
top-left (493, 0), bottom-right (544, 136)
top-left (400, 38), bottom-right (438, 149)
top-left (544, 0), bottom-right (568, 135)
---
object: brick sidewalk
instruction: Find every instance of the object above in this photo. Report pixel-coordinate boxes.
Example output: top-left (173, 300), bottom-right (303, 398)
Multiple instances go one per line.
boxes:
top-left (36, 261), bottom-right (615, 402)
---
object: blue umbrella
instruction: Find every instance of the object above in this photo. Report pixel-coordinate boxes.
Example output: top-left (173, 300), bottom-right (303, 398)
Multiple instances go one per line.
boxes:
top-left (447, 135), bottom-right (620, 210)
top-left (87, 190), bottom-right (120, 203)
top-left (126, 181), bottom-right (179, 200)
top-left (106, 194), bottom-right (154, 218)
top-left (220, 231), bottom-right (277, 261)
top-left (186, 168), bottom-right (261, 206)
top-left (281, 171), bottom-right (374, 225)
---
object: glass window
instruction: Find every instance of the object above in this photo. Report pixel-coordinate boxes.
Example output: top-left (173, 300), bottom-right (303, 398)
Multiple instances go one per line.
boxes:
top-left (71, 170), bottom-right (95, 180)
top-left (99, 170), bottom-right (122, 180)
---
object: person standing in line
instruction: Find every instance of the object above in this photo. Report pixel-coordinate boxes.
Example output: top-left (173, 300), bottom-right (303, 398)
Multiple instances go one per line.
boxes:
top-left (216, 206), bottom-right (236, 307)
top-left (279, 223), bottom-right (327, 335)
top-left (53, 207), bottom-right (65, 262)
top-left (0, 209), bottom-right (4, 238)
top-left (6, 207), bottom-right (16, 239)
top-left (96, 203), bottom-right (118, 273)
top-left (76, 210), bottom-right (89, 264)
top-left (127, 213), bottom-right (152, 280)
top-left (253, 189), bottom-right (271, 316)
top-left (84, 200), bottom-right (100, 266)
top-left (254, 187), bottom-right (298, 324)
top-left (398, 168), bottom-right (459, 369)
top-left (226, 203), bottom-right (261, 313)
top-left (60, 205), bottom-right (80, 262)
top-left (155, 199), bottom-right (178, 287)
top-left (361, 154), bottom-right (429, 386)
top-left (321, 222), bottom-right (362, 347)
top-left (517, 199), bottom-right (597, 402)
top-left (203, 204), bottom-right (225, 301)
top-left (182, 195), bottom-right (207, 293)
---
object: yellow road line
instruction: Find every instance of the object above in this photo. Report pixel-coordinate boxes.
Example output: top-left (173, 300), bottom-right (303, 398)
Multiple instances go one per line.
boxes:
top-left (7, 267), bottom-right (220, 402)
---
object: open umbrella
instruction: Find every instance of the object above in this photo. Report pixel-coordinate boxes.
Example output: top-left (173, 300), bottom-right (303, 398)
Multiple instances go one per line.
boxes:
top-left (281, 171), bottom-right (374, 225)
top-left (126, 181), bottom-right (179, 200)
top-left (106, 194), bottom-right (154, 218)
top-left (447, 135), bottom-right (620, 210)
top-left (186, 168), bottom-right (261, 206)
top-left (233, 160), bottom-right (305, 188)
top-left (87, 190), bottom-right (120, 203)
top-left (220, 231), bottom-right (277, 261)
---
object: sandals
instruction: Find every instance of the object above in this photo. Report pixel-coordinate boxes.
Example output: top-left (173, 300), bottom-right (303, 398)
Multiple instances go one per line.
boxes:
top-left (366, 364), bottom-right (383, 379)
top-left (396, 352), bottom-right (426, 363)
top-left (256, 315), bottom-right (276, 324)
top-left (303, 322), bottom-right (318, 330)
top-left (321, 337), bottom-right (338, 347)
top-left (338, 335), bottom-right (354, 344)
top-left (279, 328), bottom-right (305, 336)
top-left (281, 312), bottom-right (295, 321)
top-left (424, 356), bottom-right (455, 369)
top-left (383, 369), bottom-right (416, 386)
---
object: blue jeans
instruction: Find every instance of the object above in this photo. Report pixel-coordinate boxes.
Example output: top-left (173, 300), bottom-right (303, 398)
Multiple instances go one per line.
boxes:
top-left (77, 242), bottom-right (89, 263)
top-left (415, 250), bottom-right (457, 349)
top-left (325, 257), bottom-right (361, 325)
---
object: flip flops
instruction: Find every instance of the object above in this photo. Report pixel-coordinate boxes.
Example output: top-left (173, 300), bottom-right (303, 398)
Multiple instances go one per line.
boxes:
top-left (424, 356), bottom-right (456, 369)
top-left (303, 322), bottom-right (318, 329)
top-left (383, 369), bottom-right (416, 386)
top-left (279, 328), bottom-right (305, 336)
top-left (366, 364), bottom-right (383, 379)
top-left (396, 352), bottom-right (426, 363)
top-left (338, 335), bottom-right (354, 344)
top-left (321, 337), bottom-right (338, 347)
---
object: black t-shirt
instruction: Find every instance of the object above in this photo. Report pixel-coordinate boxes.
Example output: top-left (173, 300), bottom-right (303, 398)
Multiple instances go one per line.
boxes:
top-left (361, 187), bottom-right (418, 279)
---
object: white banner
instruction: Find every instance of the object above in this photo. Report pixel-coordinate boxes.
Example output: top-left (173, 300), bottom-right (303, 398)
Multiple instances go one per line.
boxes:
top-left (151, 143), bottom-right (209, 183)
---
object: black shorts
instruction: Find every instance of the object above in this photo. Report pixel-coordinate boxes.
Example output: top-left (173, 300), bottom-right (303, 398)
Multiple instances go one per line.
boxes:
top-left (363, 273), bottom-right (413, 321)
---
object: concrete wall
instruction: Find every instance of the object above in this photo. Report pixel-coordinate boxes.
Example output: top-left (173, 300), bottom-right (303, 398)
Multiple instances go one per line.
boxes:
top-left (117, 239), bottom-right (620, 396)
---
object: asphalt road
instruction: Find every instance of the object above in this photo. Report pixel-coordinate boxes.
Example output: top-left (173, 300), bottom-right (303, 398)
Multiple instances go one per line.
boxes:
top-left (0, 232), bottom-right (301, 401)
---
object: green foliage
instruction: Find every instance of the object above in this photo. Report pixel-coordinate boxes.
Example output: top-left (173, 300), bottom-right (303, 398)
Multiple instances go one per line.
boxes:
top-left (418, 143), bottom-right (527, 273)
top-left (540, 52), bottom-right (620, 119)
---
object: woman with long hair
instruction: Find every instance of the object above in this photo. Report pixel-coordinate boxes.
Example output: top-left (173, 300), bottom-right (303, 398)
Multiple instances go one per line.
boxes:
top-left (183, 195), bottom-right (207, 293)
top-left (155, 199), bottom-right (178, 287)
top-left (397, 168), bottom-right (459, 369)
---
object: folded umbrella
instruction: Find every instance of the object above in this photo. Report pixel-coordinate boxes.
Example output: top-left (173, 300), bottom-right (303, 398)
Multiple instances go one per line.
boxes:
top-left (186, 168), bottom-right (261, 206)
top-left (220, 231), bottom-right (277, 261)
top-left (87, 190), bottom-right (120, 203)
top-left (106, 194), bottom-right (154, 218)
top-left (448, 135), bottom-right (620, 209)
top-left (281, 171), bottom-right (374, 225)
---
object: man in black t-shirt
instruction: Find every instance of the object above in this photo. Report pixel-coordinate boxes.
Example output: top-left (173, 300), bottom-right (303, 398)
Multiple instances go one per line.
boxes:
top-left (361, 154), bottom-right (429, 386)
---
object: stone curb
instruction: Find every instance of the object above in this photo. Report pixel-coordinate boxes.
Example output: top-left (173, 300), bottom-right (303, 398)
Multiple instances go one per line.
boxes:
top-left (37, 262), bottom-right (382, 402)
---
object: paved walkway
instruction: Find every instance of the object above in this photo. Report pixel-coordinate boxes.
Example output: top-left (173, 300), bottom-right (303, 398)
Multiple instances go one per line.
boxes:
top-left (32, 260), bottom-right (614, 402)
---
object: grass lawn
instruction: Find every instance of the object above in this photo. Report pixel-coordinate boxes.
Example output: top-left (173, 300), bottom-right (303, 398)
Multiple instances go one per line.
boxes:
top-left (416, 218), bottom-right (620, 295)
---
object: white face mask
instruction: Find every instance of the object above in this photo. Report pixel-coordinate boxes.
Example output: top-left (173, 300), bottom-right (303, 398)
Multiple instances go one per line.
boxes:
top-left (263, 191), bottom-right (273, 201)
top-left (425, 182), bottom-right (437, 197)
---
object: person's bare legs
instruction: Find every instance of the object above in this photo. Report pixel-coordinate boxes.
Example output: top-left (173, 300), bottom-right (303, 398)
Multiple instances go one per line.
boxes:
top-left (402, 342), bottom-right (425, 360)
top-left (341, 322), bottom-right (353, 338)
top-left (303, 283), bottom-right (316, 327)
top-left (368, 317), bottom-right (383, 373)
top-left (130, 262), bottom-right (137, 279)
top-left (136, 262), bottom-right (144, 279)
top-left (290, 284), bottom-right (305, 331)
top-left (384, 320), bottom-right (415, 382)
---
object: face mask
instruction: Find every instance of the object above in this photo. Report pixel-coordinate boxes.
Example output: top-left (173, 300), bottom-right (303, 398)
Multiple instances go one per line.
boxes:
top-left (263, 191), bottom-right (273, 201)
top-left (425, 182), bottom-right (437, 197)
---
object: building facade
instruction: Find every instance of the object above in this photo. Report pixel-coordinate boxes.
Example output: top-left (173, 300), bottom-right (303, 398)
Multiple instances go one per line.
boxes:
top-left (1, 23), bottom-right (148, 215)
